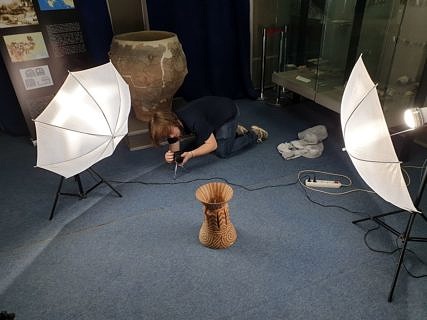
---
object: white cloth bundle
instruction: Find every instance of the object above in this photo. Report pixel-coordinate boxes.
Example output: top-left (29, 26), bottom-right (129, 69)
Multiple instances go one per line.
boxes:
top-left (298, 125), bottom-right (328, 144)
top-left (277, 125), bottom-right (328, 160)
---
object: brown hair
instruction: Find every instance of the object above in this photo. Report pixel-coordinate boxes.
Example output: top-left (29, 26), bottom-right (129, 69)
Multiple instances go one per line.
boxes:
top-left (149, 111), bottom-right (183, 146)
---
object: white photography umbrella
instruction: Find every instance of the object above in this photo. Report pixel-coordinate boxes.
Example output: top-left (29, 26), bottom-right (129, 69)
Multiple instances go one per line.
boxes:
top-left (34, 62), bottom-right (131, 178)
top-left (341, 55), bottom-right (427, 302)
top-left (340, 55), bottom-right (417, 213)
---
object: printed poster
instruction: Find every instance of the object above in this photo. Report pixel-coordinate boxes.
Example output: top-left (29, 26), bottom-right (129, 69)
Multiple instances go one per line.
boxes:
top-left (0, 0), bottom-right (91, 140)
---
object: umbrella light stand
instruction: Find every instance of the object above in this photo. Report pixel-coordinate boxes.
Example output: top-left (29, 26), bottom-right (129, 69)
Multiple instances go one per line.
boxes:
top-left (49, 175), bottom-right (85, 220)
top-left (32, 62), bottom-right (131, 220)
top-left (341, 56), bottom-right (424, 302)
top-left (49, 168), bottom-right (122, 220)
top-left (352, 167), bottom-right (427, 302)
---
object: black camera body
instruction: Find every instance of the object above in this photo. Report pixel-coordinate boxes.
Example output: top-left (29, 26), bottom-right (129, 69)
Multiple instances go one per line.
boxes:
top-left (167, 137), bottom-right (179, 144)
top-left (173, 151), bottom-right (184, 164)
top-left (0, 311), bottom-right (15, 320)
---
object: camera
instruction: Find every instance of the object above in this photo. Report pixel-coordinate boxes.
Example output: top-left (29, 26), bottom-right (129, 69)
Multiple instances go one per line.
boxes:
top-left (167, 137), bottom-right (179, 144)
top-left (173, 151), bottom-right (184, 164)
top-left (0, 311), bottom-right (15, 320)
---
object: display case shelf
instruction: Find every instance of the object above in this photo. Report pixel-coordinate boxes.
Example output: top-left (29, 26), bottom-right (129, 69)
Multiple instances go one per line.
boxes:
top-left (271, 0), bottom-right (427, 127)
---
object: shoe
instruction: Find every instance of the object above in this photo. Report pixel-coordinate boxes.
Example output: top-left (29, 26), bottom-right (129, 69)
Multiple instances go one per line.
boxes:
top-left (236, 124), bottom-right (248, 136)
top-left (250, 125), bottom-right (268, 143)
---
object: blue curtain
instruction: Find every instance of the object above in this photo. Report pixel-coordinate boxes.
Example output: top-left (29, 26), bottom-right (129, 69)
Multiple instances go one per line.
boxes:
top-left (146, 0), bottom-right (257, 100)
top-left (76, 0), bottom-right (113, 66)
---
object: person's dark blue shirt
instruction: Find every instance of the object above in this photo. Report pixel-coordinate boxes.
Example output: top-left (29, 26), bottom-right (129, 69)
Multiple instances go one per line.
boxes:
top-left (173, 96), bottom-right (237, 145)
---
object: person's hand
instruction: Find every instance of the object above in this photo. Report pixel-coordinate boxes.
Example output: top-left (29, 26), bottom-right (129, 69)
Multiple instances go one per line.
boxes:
top-left (165, 150), bottom-right (174, 163)
top-left (180, 151), bottom-right (194, 166)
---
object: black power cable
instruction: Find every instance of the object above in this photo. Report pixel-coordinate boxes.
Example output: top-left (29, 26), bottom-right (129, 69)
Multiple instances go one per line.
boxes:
top-left (108, 176), bottom-right (299, 192)
top-left (363, 226), bottom-right (427, 279)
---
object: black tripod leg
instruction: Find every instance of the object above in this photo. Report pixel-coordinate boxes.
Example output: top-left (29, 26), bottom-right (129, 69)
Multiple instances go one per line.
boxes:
top-left (419, 212), bottom-right (427, 224)
top-left (102, 179), bottom-right (122, 197)
top-left (352, 209), bottom-right (403, 224)
top-left (387, 212), bottom-right (417, 302)
top-left (89, 168), bottom-right (122, 197)
top-left (49, 176), bottom-right (65, 220)
top-left (74, 174), bottom-right (86, 198)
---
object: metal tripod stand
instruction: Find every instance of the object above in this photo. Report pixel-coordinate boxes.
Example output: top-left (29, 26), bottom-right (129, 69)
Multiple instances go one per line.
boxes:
top-left (49, 167), bottom-right (122, 220)
top-left (352, 165), bottom-right (427, 302)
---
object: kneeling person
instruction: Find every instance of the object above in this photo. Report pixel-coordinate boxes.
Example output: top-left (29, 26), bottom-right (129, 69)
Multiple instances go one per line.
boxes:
top-left (149, 96), bottom-right (268, 165)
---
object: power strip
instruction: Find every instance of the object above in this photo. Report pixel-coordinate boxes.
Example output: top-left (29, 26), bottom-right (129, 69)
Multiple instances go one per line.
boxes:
top-left (305, 179), bottom-right (342, 188)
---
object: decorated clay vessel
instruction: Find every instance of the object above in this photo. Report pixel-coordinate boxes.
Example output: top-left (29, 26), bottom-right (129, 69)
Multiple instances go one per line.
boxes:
top-left (196, 182), bottom-right (237, 249)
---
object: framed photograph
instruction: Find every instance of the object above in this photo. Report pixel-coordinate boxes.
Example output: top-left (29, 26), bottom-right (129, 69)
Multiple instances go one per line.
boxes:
top-left (3, 32), bottom-right (49, 62)
top-left (0, 0), bottom-right (39, 28)
top-left (37, 0), bottom-right (75, 11)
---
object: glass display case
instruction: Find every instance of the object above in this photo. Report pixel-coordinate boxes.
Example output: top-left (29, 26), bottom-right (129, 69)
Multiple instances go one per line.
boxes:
top-left (272, 0), bottom-right (325, 103)
top-left (313, 0), bottom-right (357, 112)
top-left (374, 0), bottom-right (427, 127)
top-left (271, 0), bottom-right (427, 128)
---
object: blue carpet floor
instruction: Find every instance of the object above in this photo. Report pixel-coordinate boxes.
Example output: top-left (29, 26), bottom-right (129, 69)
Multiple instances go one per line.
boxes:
top-left (1, 98), bottom-right (427, 319)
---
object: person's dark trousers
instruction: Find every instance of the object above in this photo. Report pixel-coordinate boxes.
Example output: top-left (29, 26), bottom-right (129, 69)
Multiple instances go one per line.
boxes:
top-left (214, 105), bottom-right (258, 158)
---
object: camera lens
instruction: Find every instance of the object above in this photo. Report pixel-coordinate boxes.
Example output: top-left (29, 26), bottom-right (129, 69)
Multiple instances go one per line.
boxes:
top-left (167, 137), bottom-right (179, 144)
top-left (174, 151), bottom-right (184, 164)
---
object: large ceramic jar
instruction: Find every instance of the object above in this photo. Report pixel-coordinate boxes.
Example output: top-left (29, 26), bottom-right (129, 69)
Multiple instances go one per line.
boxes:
top-left (109, 31), bottom-right (188, 122)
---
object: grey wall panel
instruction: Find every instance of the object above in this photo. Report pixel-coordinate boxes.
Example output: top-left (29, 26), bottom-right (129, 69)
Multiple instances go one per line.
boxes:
top-left (106, 0), bottom-right (149, 35)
